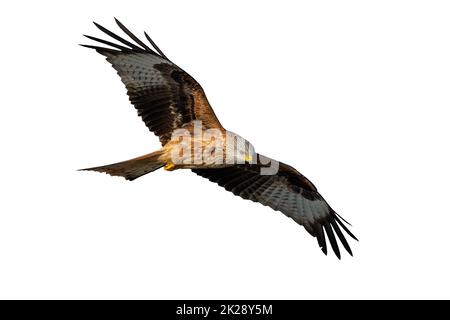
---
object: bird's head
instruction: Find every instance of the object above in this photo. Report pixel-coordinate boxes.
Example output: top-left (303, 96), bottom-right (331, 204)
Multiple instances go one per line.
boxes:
top-left (225, 131), bottom-right (255, 164)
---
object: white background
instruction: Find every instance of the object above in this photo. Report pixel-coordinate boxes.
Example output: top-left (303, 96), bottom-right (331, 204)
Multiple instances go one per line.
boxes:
top-left (0, 0), bottom-right (449, 299)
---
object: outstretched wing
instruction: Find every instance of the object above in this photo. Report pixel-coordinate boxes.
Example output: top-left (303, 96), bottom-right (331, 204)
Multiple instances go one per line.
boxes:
top-left (192, 154), bottom-right (357, 258)
top-left (82, 19), bottom-right (223, 145)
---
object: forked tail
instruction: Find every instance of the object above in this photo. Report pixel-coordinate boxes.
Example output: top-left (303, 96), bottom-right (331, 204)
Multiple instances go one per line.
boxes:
top-left (80, 150), bottom-right (165, 181)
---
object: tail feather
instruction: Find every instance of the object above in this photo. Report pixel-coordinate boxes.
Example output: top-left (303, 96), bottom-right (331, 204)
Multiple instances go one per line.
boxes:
top-left (80, 151), bottom-right (164, 181)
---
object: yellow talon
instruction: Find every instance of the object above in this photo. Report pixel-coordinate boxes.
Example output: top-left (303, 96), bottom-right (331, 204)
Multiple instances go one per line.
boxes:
top-left (164, 163), bottom-right (176, 171)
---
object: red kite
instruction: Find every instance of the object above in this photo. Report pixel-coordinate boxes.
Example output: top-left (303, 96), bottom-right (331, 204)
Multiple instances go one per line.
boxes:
top-left (80, 19), bottom-right (357, 258)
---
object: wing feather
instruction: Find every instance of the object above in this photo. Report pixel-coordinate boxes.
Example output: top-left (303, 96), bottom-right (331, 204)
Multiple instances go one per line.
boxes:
top-left (192, 154), bottom-right (357, 258)
top-left (82, 20), bottom-right (223, 144)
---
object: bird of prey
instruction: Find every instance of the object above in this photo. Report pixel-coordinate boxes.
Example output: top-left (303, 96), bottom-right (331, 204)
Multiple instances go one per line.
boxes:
top-left (80, 19), bottom-right (357, 258)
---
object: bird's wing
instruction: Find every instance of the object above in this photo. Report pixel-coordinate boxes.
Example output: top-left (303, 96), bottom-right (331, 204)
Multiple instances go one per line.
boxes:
top-left (82, 19), bottom-right (223, 145)
top-left (192, 154), bottom-right (357, 258)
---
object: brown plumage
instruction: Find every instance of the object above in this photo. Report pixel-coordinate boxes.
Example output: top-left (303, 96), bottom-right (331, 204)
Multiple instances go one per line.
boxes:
top-left (80, 19), bottom-right (357, 258)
